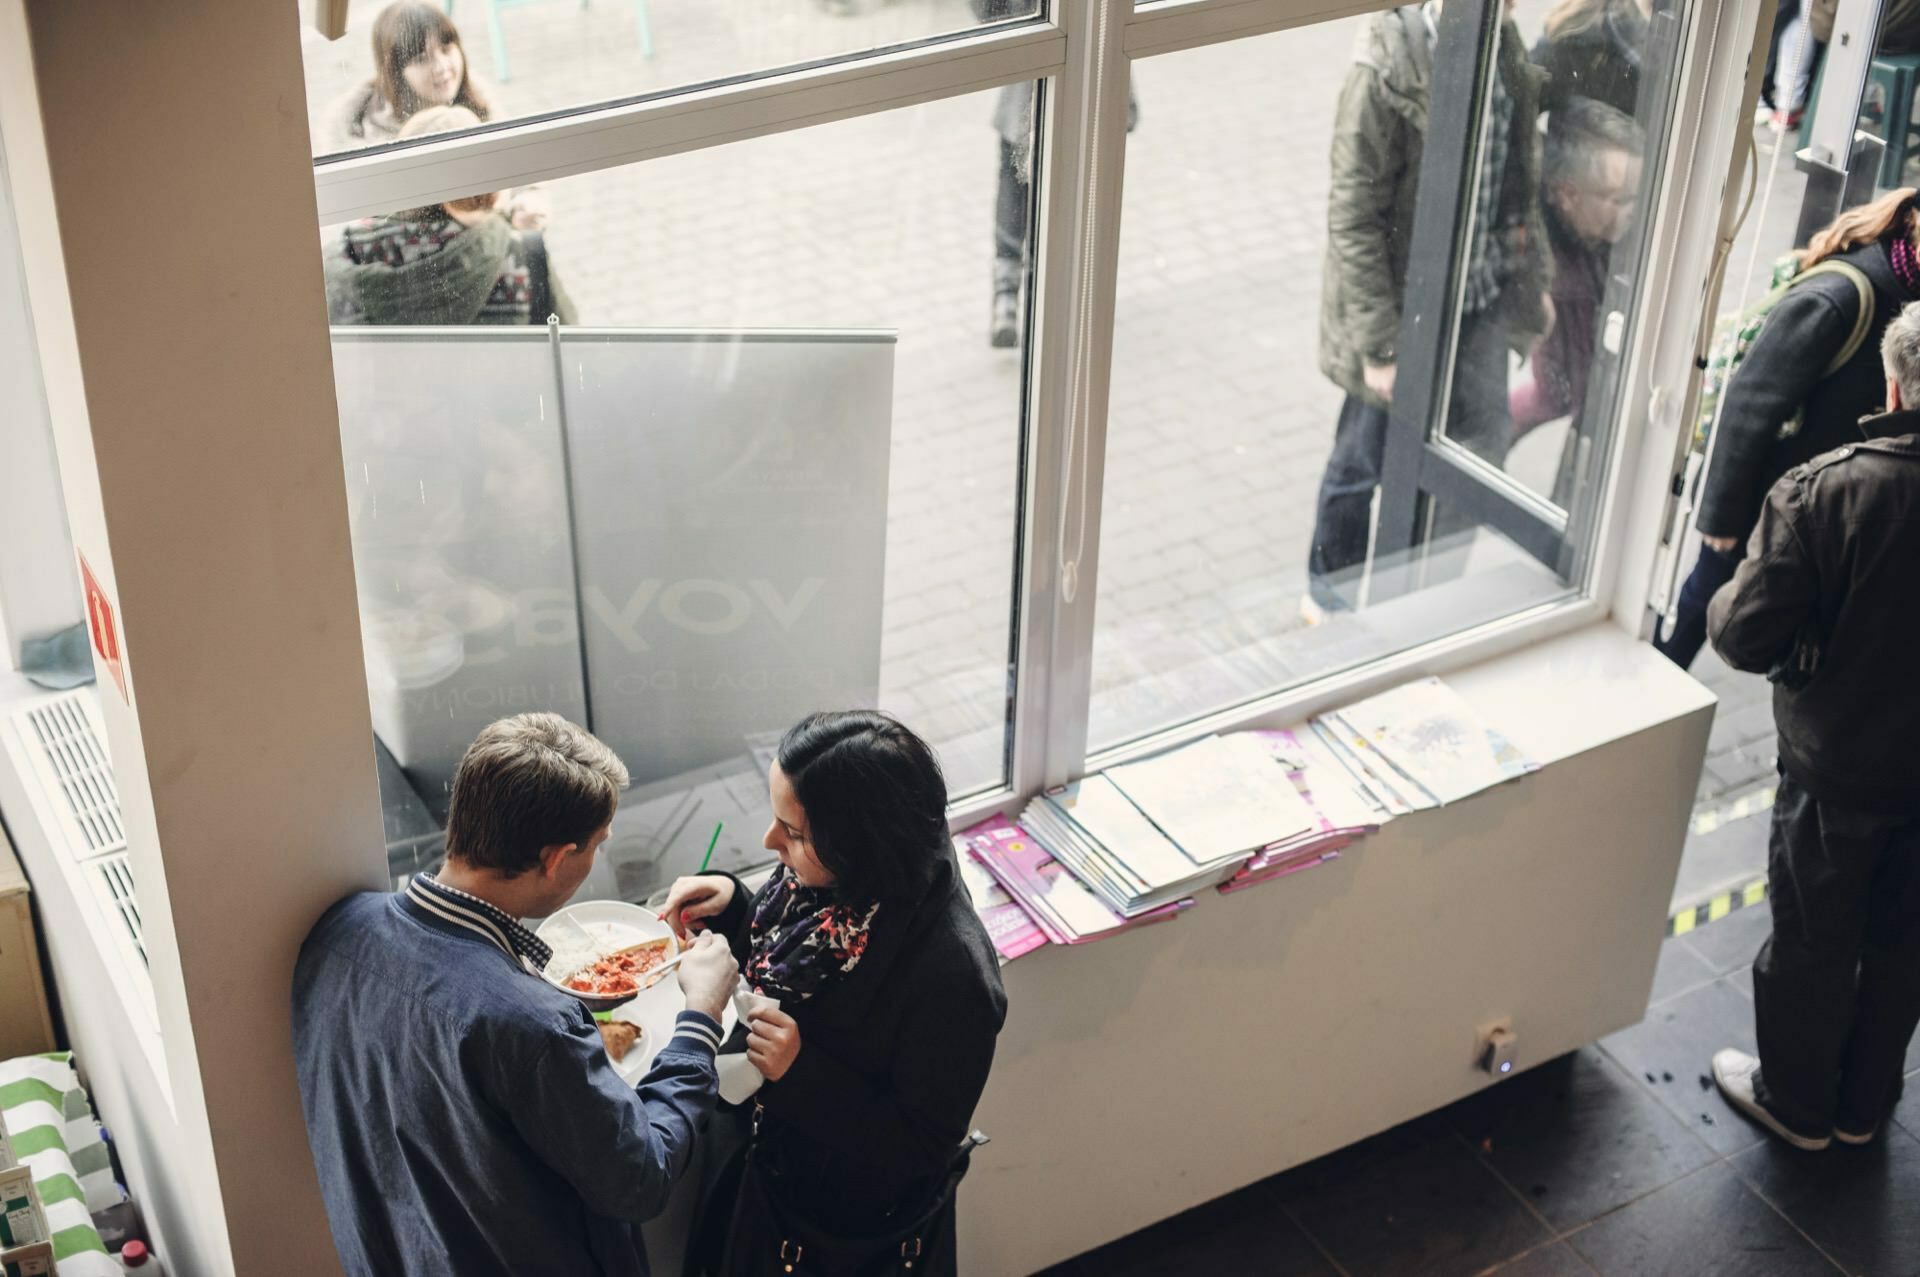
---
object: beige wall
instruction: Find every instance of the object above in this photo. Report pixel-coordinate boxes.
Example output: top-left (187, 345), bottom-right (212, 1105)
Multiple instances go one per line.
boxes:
top-left (0, 2), bottom-right (384, 1273)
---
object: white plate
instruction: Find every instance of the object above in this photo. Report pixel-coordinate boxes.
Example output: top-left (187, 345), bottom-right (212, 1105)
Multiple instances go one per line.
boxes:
top-left (535, 901), bottom-right (738, 1080)
top-left (537, 900), bottom-right (678, 1009)
top-left (605, 975), bottom-right (740, 1084)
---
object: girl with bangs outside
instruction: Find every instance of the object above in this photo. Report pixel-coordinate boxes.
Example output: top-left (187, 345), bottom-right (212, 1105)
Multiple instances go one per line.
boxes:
top-left (323, 0), bottom-right (548, 229)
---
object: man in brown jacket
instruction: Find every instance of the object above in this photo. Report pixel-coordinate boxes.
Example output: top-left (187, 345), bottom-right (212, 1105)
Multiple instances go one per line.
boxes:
top-left (1708, 301), bottom-right (1920, 1153)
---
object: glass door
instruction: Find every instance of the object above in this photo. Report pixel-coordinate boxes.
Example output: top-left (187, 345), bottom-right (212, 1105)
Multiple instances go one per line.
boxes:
top-left (1363, 0), bottom-right (1686, 601)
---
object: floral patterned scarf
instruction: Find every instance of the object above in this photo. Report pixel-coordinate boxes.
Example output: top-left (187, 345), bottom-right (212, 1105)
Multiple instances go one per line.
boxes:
top-left (747, 867), bottom-right (881, 1003)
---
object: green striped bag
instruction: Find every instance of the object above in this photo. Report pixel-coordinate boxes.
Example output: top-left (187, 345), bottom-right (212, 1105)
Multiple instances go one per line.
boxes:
top-left (1, 1054), bottom-right (124, 1276)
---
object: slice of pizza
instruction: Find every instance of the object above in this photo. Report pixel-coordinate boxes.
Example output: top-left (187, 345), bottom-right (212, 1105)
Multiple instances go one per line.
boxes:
top-left (597, 1020), bottom-right (642, 1063)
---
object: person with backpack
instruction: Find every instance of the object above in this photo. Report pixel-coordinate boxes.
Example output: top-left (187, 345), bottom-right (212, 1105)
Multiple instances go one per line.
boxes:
top-left (1707, 301), bottom-right (1920, 1153)
top-left (1656, 187), bottom-right (1920, 668)
top-left (322, 106), bottom-right (577, 327)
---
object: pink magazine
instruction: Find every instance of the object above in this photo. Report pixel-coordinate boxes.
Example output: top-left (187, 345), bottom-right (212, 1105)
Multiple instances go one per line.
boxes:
top-left (960, 815), bottom-right (1190, 944)
top-left (1220, 845), bottom-right (1346, 895)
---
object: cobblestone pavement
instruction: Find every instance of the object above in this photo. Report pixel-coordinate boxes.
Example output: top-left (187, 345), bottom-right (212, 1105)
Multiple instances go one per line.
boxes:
top-left (302, 2), bottom-right (1762, 822)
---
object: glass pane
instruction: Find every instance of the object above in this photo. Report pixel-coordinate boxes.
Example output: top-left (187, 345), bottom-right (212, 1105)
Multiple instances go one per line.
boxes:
top-left (322, 86), bottom-right (1034, 899)
top-left (1439, 0), bottom-right (1662, 508)
top-left (1088, 1), bottom-right (1677, 753)
top-left (301, 0), bottom-right (1041, 159)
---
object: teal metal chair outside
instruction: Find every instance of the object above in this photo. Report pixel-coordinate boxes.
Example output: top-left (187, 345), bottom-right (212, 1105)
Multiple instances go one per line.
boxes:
top-left (447, 0), bottom-right (653, 83)
top-left (1799, 51), bottom-right (1920, 188)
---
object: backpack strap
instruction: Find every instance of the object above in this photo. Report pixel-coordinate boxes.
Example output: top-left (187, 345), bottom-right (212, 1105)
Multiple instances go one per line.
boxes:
top-left (1792, 260), bottom-right (1876, 376)
top-left (522, 230), bottom-right (553, 325)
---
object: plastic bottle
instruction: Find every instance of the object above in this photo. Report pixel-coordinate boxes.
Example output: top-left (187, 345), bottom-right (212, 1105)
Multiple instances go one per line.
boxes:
top-left (119, 1240), bottom-right (162, 1273)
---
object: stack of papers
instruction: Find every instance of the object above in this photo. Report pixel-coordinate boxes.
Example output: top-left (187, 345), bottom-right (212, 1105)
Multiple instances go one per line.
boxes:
top-left (1021, 734), bottom-right (1321, 915)
top-left (1309, 676), bottom-right (1535, 813)
top-left (1217, 728), bottom-right (1382, 894)
top-left (960, 816), bottom-right (1190, 945)
top-left (955, 837), bottom-right (1050, 964)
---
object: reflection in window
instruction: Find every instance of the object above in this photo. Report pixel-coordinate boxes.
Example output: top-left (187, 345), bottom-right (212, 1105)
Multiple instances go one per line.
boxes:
top-left (1089, 1), bottom-right (1671, 753)
top-left (303, 0), bottom-right (1043, 158)
top-left (323, 88), bottom-right (1034, 900)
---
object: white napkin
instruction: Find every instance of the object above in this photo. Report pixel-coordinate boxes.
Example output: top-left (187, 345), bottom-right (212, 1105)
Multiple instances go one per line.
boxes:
top-left (717, 987), bottom-right (781, 1105)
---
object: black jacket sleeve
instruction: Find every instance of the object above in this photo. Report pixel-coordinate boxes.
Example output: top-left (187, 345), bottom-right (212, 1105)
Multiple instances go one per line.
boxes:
top-left (1707, 469), bottom-right (1820, 674)
top-left (709, 871), bottom-right (755, 968)
top-left (771, 962), bottom-right (1004, 1183)
top-left (1696, 285), bottom-right (1855, 538)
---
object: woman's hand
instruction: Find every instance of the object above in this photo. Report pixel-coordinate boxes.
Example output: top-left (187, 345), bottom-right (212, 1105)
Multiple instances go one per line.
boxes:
top-left (746, 1007), bottom-right (801, 1082)
top-left (658, 875), bottom-right (736, 940)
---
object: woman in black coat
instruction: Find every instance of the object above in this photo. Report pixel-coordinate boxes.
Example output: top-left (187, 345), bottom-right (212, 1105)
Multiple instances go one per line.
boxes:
top-left (1658, 187), bottom-right (1920, 668)
top-left (662, 711), bottom-right (1007, 1275)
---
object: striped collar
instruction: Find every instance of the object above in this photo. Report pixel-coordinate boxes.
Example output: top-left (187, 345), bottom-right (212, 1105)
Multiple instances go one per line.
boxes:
top-left (405, 873), bottom-right (553, 971)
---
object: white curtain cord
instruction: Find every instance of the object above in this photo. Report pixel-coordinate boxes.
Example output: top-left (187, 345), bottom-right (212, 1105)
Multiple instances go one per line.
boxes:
top-left (1055, 1), bottom-right (1113, 606)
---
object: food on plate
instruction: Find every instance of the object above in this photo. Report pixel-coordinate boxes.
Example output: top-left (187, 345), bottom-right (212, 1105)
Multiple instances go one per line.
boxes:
top-left (565, 939), bottom-right (671, 998)
top-left (597, 1020), bottom-right (642, 1063)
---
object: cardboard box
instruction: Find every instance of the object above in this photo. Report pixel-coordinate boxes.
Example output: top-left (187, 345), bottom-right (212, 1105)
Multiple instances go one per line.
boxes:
top-left (0, 1240), bottom-right (53, 1277)
top-left (0, 1167), bottom-right (45, 1250)
top-left (0, 828), bottom-right (55, 1061)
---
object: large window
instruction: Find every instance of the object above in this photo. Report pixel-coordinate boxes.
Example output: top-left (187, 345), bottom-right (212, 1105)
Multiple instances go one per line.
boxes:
top-left (302, 0), bottom-right (1708, 903)
top-left (323, 86), bottom-right (1034, 895)
top-left (300, 0), bottom-right (1041, 157)
top-left (1092, 0), bottom-right (1681, 751)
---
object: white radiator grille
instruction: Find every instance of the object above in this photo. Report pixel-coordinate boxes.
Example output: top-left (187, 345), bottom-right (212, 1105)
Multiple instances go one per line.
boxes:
top-left (88, 850), bottom-right (147, 967)
top-left (21, 695), bottom-right (125, 858)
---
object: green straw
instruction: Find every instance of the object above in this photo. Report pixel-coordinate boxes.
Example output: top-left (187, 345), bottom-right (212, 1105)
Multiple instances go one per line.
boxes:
top-left (697, 821), bottom-right (723, 874)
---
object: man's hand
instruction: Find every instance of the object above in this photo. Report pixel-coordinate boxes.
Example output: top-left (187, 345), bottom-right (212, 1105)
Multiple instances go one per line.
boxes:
top-left (746, 1007), bottom-right (801, 1082)
top-left (658, 875), bottom-right (736, 940)
top-left (675, 931), bottom-right (738, 1022)
top-left (1702, 533), bottom-right (1741, 554)
top-left (1362, 361), bottom-right (1396, 403)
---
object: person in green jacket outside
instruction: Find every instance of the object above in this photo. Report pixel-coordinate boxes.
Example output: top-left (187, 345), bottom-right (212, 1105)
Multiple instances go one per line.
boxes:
top-left (322, 106), bottom-right (578, 327)
top-left (1306, 1), bottom-right (1554, 619)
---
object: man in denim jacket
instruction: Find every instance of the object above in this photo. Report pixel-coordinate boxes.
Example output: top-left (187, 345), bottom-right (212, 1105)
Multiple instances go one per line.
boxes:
top-left (293, 712), bottom-right (737, 1276)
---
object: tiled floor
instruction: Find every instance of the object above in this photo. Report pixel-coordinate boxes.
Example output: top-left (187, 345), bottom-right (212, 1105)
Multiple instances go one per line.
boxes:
top-left (1037, 901), bottom-right (1920, 1277)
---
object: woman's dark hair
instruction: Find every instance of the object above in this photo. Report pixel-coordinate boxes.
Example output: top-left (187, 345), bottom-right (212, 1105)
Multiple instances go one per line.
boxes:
top-left (777, 711), bottom-right (949, 905)
top-left (372, 2), bottom-right (491, 126)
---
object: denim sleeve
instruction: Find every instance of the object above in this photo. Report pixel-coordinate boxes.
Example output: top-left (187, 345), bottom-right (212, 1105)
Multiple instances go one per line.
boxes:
top-left (500, 1011), bottom-right (721, 1223)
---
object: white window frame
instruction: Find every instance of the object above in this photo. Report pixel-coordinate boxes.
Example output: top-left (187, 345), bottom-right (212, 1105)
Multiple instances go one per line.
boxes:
top-left (309, 0), bottom-right (1764, 829)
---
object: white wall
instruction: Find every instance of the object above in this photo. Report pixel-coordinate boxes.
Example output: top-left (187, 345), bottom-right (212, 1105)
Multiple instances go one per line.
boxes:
top-left (963, 626), bottom-right (1714, 1273)
top-left (0, 131), bottom-right (79, 668)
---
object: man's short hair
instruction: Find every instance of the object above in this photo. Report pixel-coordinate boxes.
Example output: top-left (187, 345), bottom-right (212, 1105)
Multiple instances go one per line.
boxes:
top-left (1544, 97), bottom-right (1645, 189)
top-left (1882, 301), bottom-right (1920, 407)
top-left (443, 713), bottom-right (629, 876)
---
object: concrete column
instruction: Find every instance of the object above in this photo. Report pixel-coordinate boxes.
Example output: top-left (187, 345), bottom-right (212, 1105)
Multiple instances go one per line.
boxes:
top-left (0, 2), bottom-right (382, 1272)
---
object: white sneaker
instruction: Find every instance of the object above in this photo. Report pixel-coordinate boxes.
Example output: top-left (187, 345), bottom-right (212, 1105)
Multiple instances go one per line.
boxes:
top-left (1712, 1049), bottom-right (1831, 1151)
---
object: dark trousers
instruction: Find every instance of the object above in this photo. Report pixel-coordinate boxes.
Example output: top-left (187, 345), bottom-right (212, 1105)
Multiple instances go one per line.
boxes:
top-left (1653, 540), bottom-right (1743, 668)
top-left (1307, 312), bottom-right (1513, 609)
top-left (994, 139), bottom-right (1029, 275)
top-left (1753, 773), bottom-right (1920, 1136)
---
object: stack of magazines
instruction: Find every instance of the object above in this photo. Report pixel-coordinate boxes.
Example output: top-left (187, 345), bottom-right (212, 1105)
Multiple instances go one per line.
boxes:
top-left (959, 815), bottom-right (1190, 945)
top-left (1217, 727), bottom-right (1384, 894)
top-left (1308, 676), bottom-right (1536, 815)
top-left (955, 842), bottom-right (1050, 963)
top-left (1020, 733), bottom-right (1321, 916)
